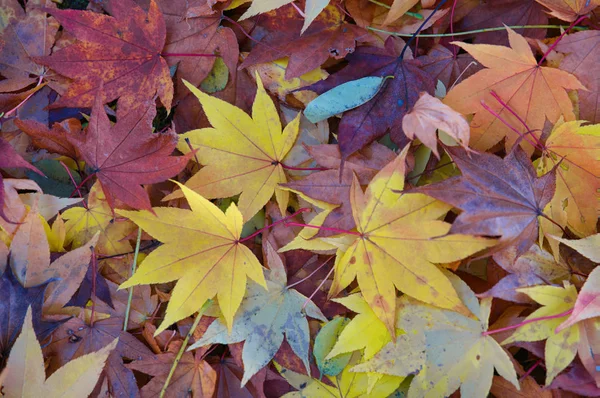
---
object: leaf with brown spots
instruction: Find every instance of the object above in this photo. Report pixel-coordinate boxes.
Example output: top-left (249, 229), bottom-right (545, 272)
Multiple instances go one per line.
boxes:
top-left (38, 0), bottom-right (173, 115)
top-left (326, 146), bottom-right (496, 336)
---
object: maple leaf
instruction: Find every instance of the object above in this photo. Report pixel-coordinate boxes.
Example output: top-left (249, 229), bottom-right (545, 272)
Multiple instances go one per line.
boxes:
top-left (308, 37), bottom-right (436, 159)
top-left (456, 0), bottom-right (548, 45)
top-left (503, 283), bottom-right (579, 385)
top-left (0, 138), bottom-right (42, 222)
top-left (38, 0), bottom-right (173, 115)
top-left (14, 118), bottom-right (80, 159)
top-left (329, 146), bottom-right (496, 335)
top-left (118, 182), bottom-right (267, 333)
top-left (402, 92), bottom-right (470, 157)
top-left (407, 144), bottom-right (558, 257)
top-left (444, 27), bottom-right (584, 154)
top-left (239, 4), bottom-right (366, 80)
top-left (166, 75), bottom-right (300, 221)
top-left (536, 120), bottom-right (599, 240)
top-left (127, 340), bottom-right (216, 397)
top-left (556, 30), bottom-right (600, 124)
top-left (276, 354), bottom-right (403, 397)
top-left (0, 265), bottom-right (59, 369)
top-left (67, 95), bottom-right (192, 211)
top-left (326, 294), bottom-right (392, 360)
top-left (7, 199), bottom-right (99, 312)
top-left (419, 44), bottom-right (480, 93)
top-left (0, 0), bottom-right (59, 92)
top-left (557, 265), bottom-right (600, 331)
top-left (152, 0), bottom-right (239, 100)
top-left (389, 272), bottom-right (519, 397)
top-left (62, 182), bottom-right (134, 256)
top-left (480, 244), bottom-right (570, 303)
top-left (535, 0), bottom-right (600, 21)
top-left (240, 0), bottom-right (330, 34)
top-left (44, 313), bottom-right (155, 398)
top-left (552, 233), bottom-right (600, 263)
top-left (1, 307), bottom-right (117, 398)
top-left (188, 240), bottom-right (326, 385)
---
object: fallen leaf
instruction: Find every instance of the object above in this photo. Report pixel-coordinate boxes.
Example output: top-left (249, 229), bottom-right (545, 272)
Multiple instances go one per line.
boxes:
top-left (444, 27), bottom-right (584, 154)
top-left (556, 30), bottom-right (600, 124)
top-left (329, 146), bottom-right (496, 335)
top-left (39, 0), bottom-right (173, 115)
top-left (118, 182), bottom-right (267, 333)
top-left (188, 240), bottom-right (326, 385)
top-left (307, 37), bottom-right (436, 159)
top-left (239, 4), bottom-right (366, 80)
top-left (127, 340), bottom-right (217, 397)
top-left (326, 294), bottom-right (392, 360)
top-left (68, 95), bottom-right (191, 211)
top-left (167, 75), bottom-right (300, 221)
top-left (536, 120), bottom-right (600, 239)
top-left (407, 144), bottom-right (558, 257)
top-left (0, 138), bottom-right (42, 222)
top-left (62, 182), bottom-right (134, 256)
top-left (551, 234), bottom-right (600, 263)
top-left (399, 272), bottom-right (519, 397)
top-left (503, 283), bottom-right (579, 385)
top-left (535, 0), bottom-right (600, 21)
top-left (2, 307), bottom-right (117, 398)
top-left (14, 118), bottom-right (80, 159)
top-left (402, 92), bottom-right (470, 157)
top-left (557, 266), bottom-right (600, 331)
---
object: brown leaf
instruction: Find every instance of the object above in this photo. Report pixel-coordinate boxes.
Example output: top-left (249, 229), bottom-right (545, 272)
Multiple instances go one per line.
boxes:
top-left (402, 92), bottom-right (470, 157)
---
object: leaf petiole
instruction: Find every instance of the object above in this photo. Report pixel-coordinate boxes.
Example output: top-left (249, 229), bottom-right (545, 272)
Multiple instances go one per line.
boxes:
top-left (482, 308), bottom-right (573, 337)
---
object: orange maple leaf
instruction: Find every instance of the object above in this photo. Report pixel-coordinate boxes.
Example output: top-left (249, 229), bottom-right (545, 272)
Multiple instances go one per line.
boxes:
top-left (444, 27), bottom-right (584, 154)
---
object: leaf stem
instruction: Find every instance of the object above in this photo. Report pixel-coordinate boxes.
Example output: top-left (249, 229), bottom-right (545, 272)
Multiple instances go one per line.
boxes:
top-left (1, 75), bottom-right (44, 119)
top-left (538, 15), bottom-right (587, 66)
top-left (480, 100), bottom-right (541, 151)
top-left (123, 227), bottom-right (143, 331)
top-left (520, 358), bottom-right (543, 381)
top-left (303, 264), bottom-right (335, 310)
top-left (482, 308), bottom-right (573, 336)
top-left (488, 91), bottom-right (545, 150)
top-left (540, 213), bottom-right (568, 236)
top-left (287, 255), bottom-right (335, 289)
top-left (159, 301), bottom-right (211, 398)
top-left (369, 24), bottom-right (587, 38)
top-left (60, 161), bottom-right (88, 210)
top-left (238, 208), bottom-right (312, 243)
top-left (399, 0), bottom-right (447, 60)
top-left (69, 172), bottom-right (96, 199)
top-left (284, 221), bottom-right (362, 236)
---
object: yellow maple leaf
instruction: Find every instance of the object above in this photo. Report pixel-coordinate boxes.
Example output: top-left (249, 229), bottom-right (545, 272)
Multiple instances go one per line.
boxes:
top-left (329, 146), bottom-right (497, 336)
top-left (118, 182), bottom-right (266, 334)
top-left (537, 120), bottom-right (600, 245)
top-left (62, 182), bottom-right (133, 256)
top-left (327, 294), bottom-right (393, 360)
top-left (1, 307), bottom-right (117, 398)
top-left (503, 283), bottom-right (579, 385)
top-left (444, 27), bottom-right (584, 154)
top-left (166, 74), bottom-right (300, 221)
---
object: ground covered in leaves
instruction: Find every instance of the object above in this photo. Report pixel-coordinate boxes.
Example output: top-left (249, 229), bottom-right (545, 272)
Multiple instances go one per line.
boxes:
top-left (0, 0), bottom-right (599, 397)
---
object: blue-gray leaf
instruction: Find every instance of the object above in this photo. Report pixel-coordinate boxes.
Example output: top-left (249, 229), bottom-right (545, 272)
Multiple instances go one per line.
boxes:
top-left (304, 76), bottom-right (388, 123)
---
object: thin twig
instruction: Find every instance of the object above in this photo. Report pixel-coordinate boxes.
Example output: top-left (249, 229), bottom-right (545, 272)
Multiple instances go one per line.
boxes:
top-left (123, 227), bottom-right (143, 331)
top-left (368, 24), bottom-right (587, 38)
top-left (158, 300), bottom-right (211, 398)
